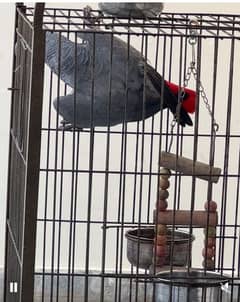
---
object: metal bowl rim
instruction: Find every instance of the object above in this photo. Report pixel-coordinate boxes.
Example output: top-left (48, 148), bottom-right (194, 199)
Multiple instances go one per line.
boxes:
top-left (155, 269), bottom-right (230, 288)
top-left (125, 227), bottom-right (195, 244)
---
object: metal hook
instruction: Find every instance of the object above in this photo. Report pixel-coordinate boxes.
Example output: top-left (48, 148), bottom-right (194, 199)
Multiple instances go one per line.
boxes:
top-left (213, 122), bottom-right (219, 133)
top-left (168, 118), bottom-right (177, 153)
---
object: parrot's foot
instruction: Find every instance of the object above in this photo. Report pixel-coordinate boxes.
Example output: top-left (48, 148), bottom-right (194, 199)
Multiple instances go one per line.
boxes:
top-left (58, 120), bottom-right (83, 131)
top-left (83, 5), bottom-right (103, 27)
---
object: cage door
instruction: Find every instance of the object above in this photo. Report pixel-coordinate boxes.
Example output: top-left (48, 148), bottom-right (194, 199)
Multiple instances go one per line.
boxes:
top-left (4, 4), bottom-right (45, 302)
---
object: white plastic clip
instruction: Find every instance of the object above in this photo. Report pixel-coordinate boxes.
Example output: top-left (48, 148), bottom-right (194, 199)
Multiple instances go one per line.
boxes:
top-left (221, 282), bottom-right (231, 294)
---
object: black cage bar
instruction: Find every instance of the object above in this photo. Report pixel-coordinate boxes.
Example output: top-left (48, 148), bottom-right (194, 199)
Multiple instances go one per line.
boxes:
top-left (4, 3), bottom-right (240, 302)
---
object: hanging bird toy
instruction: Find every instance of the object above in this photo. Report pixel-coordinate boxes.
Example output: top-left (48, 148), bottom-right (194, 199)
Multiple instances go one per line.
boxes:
top-left (153, 19), bottom-right (221, 271)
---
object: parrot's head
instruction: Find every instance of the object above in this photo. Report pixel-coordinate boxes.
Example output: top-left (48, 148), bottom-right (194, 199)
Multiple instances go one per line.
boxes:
top-left (165, 81), bottom-right (196, 114)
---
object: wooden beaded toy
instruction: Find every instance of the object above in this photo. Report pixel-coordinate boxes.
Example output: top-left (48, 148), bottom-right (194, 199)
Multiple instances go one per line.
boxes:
top-left (153, 168), bottom-right (171, 267)
top-left (153, 151), bottom-right (221, 270)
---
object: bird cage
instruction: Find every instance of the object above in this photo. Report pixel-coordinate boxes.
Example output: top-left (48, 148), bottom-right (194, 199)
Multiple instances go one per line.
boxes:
top-left (4, 3), bottom-right (240, 302)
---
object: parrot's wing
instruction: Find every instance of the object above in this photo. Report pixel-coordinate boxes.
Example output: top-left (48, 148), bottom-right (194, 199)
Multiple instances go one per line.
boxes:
top-left (53, 93), bottom-right (93, 128)
top-left (146, 64), bottom-right (193, 126)
top-left (45, 31), bottom-right (91, 88)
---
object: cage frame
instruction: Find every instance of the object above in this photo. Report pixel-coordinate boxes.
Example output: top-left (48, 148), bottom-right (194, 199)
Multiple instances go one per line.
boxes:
top-left (4, 2), bottom-right (240, 302)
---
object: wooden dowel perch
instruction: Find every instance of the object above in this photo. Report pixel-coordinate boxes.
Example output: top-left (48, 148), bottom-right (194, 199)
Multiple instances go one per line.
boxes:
top-left (154, 210), bottom-right (218, 227)
top-left (160, 151), bottom-right (221, 183)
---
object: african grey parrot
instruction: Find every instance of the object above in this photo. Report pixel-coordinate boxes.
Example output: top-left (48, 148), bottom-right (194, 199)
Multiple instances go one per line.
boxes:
top-left (45, 30), bottom-right (194, 128)
top-left (98, 2), bottom-right (164, 18)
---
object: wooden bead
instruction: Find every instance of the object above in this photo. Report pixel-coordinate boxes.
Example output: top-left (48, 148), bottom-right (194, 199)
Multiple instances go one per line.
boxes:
top-left (204, 201), bottom-right (217, 212)
top-left (204, 227), bottom-right (216, 237)
top-left (204, 237), bottom-right (216, 248)
top-left (159, 178), bottom-right (170, 190)
top-left (156, 245), bottom-right (167, 257)
top-left (202, 247), bottom-right (215, 259)
top-left (202, 259), bottom-right (215, 270)
top-left (156, 199), bottom-right (168, 211)
top-left (160, 168), bottom-right (171, 179)
top-left (157, 224), bottom-right (167, 235)
top-left (159, 189), bottom-right (169, 200)
top-left (156, 235), bottom-right (167, 246)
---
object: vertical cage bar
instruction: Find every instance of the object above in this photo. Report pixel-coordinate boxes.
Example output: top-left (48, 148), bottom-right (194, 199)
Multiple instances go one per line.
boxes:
top-left (21, 3), bottom-right (45, 302)
top-left (84, 31), bottom-right (96, 302)
top-left (118, 29), bottom-right (131, 302)
top-left (50, 29), bottom-right (61, 302)
top-left (100, 31), bottom-right (114, 302)
top-left (218, 37), bottom-right (235, 272)
top-left (4, 3), bottom-right (25, 302)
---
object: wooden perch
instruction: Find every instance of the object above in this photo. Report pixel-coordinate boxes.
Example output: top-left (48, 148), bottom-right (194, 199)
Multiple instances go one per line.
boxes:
top-left (159, 151), bottom-right (221, 183)
top-left (154, 210), bottom-right (218, 227)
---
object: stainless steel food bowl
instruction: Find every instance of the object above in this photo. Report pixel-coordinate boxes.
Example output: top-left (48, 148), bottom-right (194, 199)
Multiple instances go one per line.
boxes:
top-left (125, 228), bottom-right (195, 270)
top-left (154, 269), bottom-right (230, 302)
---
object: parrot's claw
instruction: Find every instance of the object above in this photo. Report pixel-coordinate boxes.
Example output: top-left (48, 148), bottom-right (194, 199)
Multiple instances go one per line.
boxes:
top-left (58, 124), bottom-right (73, 131)
top-left (83, 5), bottom-right (103, 27)
top-left (58, 120), bottom-right (82, 131)
top-left (58, 120), bottom-right (73, 130)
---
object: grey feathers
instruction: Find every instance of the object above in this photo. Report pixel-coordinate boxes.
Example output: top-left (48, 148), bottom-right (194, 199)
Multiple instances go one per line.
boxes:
top-left (98, 3), bottom-right (164, 18)
top-left (45, 30), bottom-right (192, 128)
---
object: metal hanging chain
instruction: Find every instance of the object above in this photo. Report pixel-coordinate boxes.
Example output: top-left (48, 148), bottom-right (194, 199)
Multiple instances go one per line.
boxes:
top-left (168, 19), bottom-right (219, 153)
top-left (168, 119), bottom-right (177, 152)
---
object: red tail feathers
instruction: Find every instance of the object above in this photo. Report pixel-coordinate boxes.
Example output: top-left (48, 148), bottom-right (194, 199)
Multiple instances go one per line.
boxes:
top-left (165, 81), bottom-right (196, 114)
